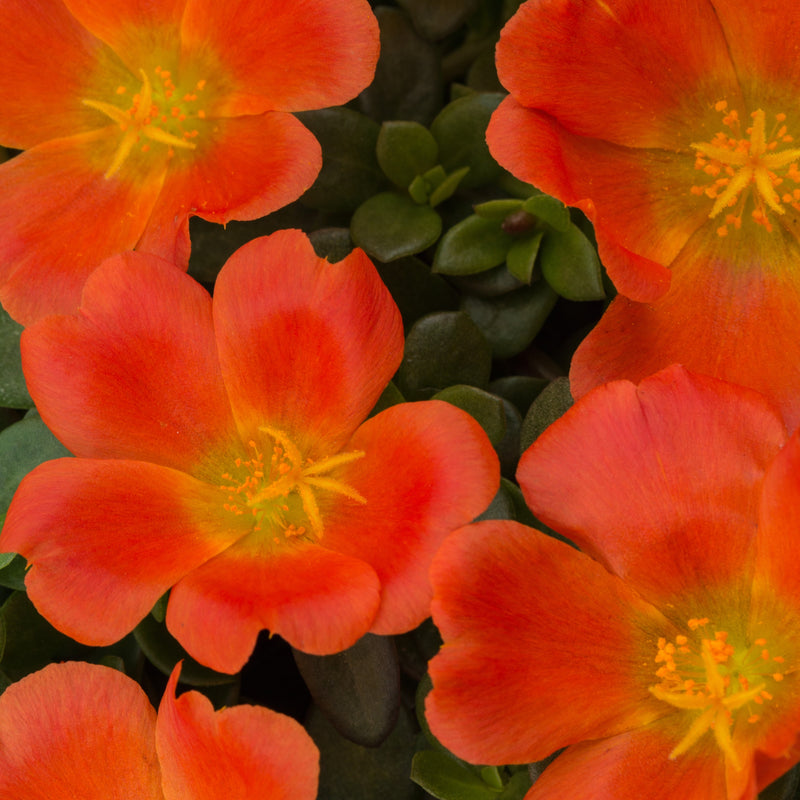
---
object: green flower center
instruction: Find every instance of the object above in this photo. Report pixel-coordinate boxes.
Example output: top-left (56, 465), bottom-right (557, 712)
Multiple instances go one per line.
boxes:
top-left (220, 427), bottom-right (366, 544)
top-left (649, 617), bottom-right (786, 770)
top-left (690, 101), bottom-right (800, 236)
top-left (82, 66), bottom-right (207, 179)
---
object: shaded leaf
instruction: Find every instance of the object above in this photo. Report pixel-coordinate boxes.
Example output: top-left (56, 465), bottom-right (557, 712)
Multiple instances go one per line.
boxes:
top-left (377, 121), bottom-right (439, 188)
top-left (506, 231), bottom-right (544, 284)
top-left (0, 307), bottom-right (30, 409)
top-left (433, 385), bottom-right (506, 446)
top-left (434, 215), bottom-right (514, 276)
top-left (519, 377), bottom-right (574, 452)
top-left (539, 224), bottom-right (605, 301)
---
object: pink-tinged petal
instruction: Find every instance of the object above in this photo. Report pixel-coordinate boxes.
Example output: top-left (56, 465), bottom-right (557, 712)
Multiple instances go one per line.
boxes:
top-left (63, 0), bottom-right (186, 74)
top-left (212, 230), bottom-right (403, 454)
top-left (321, 400), bottom-right (499, 636)
top-left (180, 0), bottom-right (379, 115)
top-left (496, 0), bottom-right (740, 149)
top-left (157, 664), bottom-right (319, 800)
top-left (487, 98), bottom-right (701, 302)
top-left (0, 132), bottom-right (165, 325)
top-left (0, 0), bottom-right (130, 147)
top-left (22, 252), bottom-right (240, 479)
top-left (426, 520), bottom-right (670, 766)
top-left (0, 662), bottom-right (162, 800)
top-left (524, 721), bottom-right (731, 800)
top-left (570, 224), bottom-right (800, 430)
top-left (166, 538), bottom-right (381, 673)
top-left (0, 458), bottom-right (250, 646)
top-left (135, 113), bottom-right (322, 269)
top-left (518, 366), bottom-right (787, 612)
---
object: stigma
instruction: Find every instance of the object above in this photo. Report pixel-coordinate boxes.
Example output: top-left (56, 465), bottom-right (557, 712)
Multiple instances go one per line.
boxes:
top-left (83, 66), bottom-right (206, 179)
top-left (690, 101), bottom-right (800, 236)
top-left (220, 427), bottom-right (366, 545)
top-left (649, 618), bottom-right (787, 770)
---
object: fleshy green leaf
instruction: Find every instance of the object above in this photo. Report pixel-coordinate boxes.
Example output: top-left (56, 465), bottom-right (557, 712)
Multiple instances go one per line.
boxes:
top-left (433, 215), bottom-right (514, 276)
top-left (395, 0), bottom-right (480, 40)
top-left (506, 231), bottom-right (544, 284)
top-left (0, 307), bottom-right (31, 409)
top-left (351, 192), bottom-right (442, 261)
top-left (411, 751), bottom-right (499, 800)
top-left (433, 385), bottom-right (506, 446)
top-left (538, 224), bottom-right (605, 301)
top-left (522, 194), bottom-right (571, 231)
top-left (519, 377), bottom-right (574, 452)
top-left (429, 166), bottom-right (470, 207)
top-left (377, 121), bottom-right (440, 188)
top-left (473, 199), bottom-right (524, 221)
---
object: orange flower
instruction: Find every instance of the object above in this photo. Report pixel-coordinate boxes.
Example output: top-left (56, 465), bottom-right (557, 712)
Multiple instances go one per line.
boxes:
top-left (427, 366), bottom-right (800, 800)
top-left (487, 0), bottom-right (800, 428)
top-left (0, 661), bottom-right (319, 800)
top-left (0, 229), bottom-right (499, 674)
top-left (0, 0), bottom-right (379, 325)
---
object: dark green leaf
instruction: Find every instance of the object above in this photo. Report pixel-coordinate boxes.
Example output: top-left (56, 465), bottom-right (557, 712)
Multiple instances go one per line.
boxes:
top-left (538, 224), bottom-right (605, 301)
top-left (377, 121), bottom-right (439, 188)
top-left (506, 231), bottom-right (544, 284)
top-left (432, 385), bottom-right (506, 446)
top-left (473, 199), bottom-right (524, 221)
top-left (0, 307), bottom-right (30, 409)
top-left (519, 377), bottom-right (574, 452)
top-left (433, 215), bottom-right (514, 276)
top-left (351, 192), bottom-right (442, 261)
top-left (396, 0), bottom-right (480, 40)
top-left (411, 750), bottom-right (498, 800)
top-left (521, 194), bottom-right (571, 232)
top-left (429, 166), bottom-right (470, 207)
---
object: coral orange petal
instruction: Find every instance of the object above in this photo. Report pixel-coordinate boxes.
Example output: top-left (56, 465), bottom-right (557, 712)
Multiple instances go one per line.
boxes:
top-left (569, 227), bottom-right (800, 430)
top-left (21, 252), bottom-right (240, 479)
top-left (486, 97), bottom-right (698, 301)
top-left (212, 229), bottom-right (403, 454)
top-left (135, 113), bottom-right (323, 268)
top-left (524, 721), bottom-right (731, 800)
top-left (323, 400), bottom-right (499, 636)
top-left (180, 0), bottom-right (379, 115)
top-left (157, 665), bottom-right (319, 800)
top-left (0, 458), bottom-right (251, 646)
top-left (63, 0), bottom-right (186, 74)
top-left (166, 538), bottom-right (381, 673)
top-left (0, 0), bottom-right (127, 148)
top-left (518, 366), bottom-right (787, 610)
top-left (496, 0), bottom-right (740, 149)
top-left (0, 131), bottom-right (165, 325)
top-left (427, 520), bottom-right (670, 766)
top-left (0, 662), bottom-right (163, 800)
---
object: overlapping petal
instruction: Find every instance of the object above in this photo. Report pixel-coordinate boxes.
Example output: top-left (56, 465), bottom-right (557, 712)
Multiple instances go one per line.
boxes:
top-left (21, 252), bottom-right (239, 479)
top-left (518, 366), bottom-right (787, 613)
top-left (427, 520), bottom-right (670, 766)
top-left (212, 230), bottom-right (403, 453)
top-left (157, 666), bottom-right (319, 800)
top-left (166, 538), bottom-right (381, 673)
top-left (0, 458), bottom-right (252, 646)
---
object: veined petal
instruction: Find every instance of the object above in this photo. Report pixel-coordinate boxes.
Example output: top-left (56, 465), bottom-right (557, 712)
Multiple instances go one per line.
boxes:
top-left (0, 458), bottom-right (251, 646)
top-left (21, 252), bottom-right (239, 480)
top-left (166, 538), bottom-right (381, 673)
top-left (0, 131), bottom-right (165, 325)
top-left (157, 665), bottom-right (319, 800)
top-left (426, 520), bottom-right (670, 766)
top-left (212, 229), bottom-right (403, 455)
top-left (321, 400), bottom-right (499, 636)
top-left (0, 662), bottom-right (162, 800)
top-left (135, 113), bottom-right (322, 269)
top-left (518, 366), bottom-right (787, 613)
top-left (63, 0), bottom-right (186, 75)
top-left (0, 0), bottom-right (130, 147)
top-left (496, 0), bottom-right (740, 149)
top-left (180, 0), bottom-right (379, 115)
top-left (570, 225), bottom-right (800, 430)
top-left (524, 720), bottom-right (731, 800)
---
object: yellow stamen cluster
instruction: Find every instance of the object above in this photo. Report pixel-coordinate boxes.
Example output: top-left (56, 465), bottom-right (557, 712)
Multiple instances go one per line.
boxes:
top-left (650, 619), bottom-right (786, 770)
top-left (690, 100), bottom-right (800, 236)
top-left (220, 426), bottom-right (366, 544)
top-left (83, 66), bottom-right (208, 179)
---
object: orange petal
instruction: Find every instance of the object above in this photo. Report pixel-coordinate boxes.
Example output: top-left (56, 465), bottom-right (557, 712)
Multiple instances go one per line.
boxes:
top-left (0, 131), bottom-right (165, 325)
top-left (0, 662), bottom-right (162, 800)
top-left (166, 538), bottom-right (381, 673)
top-left (135, 112), bottom-right (322, 268)
top-left (322, 400), bottom-right (499, 635)
top-left (211, 229), bottom-right (403, 454)
top-left (570, 225), bottom-right (800, 430)
top-left (180, 0), bottom-right (379, 114)
top-left (157, 664), bottom-right (319, 800)
top-left (0, 458), bottom-right (251, 646)
top-left (496, 0), bottom-right (740, 149)
top-left (63, 0), bottom-right (186, 74)
top-left (426, 520), bottom-right (670, 766)
top-left (518, 366), bottom-right (787, 611)
top-left (523, 720), bottom-right (730, 800)
top-left (0, 0), bottom-right (130, 147)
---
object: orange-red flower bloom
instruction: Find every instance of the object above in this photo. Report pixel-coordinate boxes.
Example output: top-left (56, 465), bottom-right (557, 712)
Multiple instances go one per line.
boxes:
top-left (0, 0), bottom-right (379, 326)
top-left (0, 661), bottom-right (319, 800)
top-left (427, 366), bottom-right (800, 800)
top-left (0, 229), bottom-right (498, 674)
top-left (487, 0), bottom-right (800, 428)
